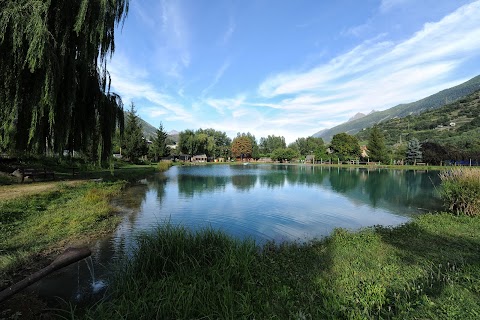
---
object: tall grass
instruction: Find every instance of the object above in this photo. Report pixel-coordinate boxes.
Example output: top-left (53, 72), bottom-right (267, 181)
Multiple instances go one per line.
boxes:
top-left (439, 168), bottom-right (480, 216)
top-left (157, 161), bottom-right (172, 172)
top-left (78, 215), bottom-right (480, 319)
top-left (83, 225), bottom-right (262, 319)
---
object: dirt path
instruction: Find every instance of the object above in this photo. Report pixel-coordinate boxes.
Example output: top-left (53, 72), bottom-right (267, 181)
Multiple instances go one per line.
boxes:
top-left (0, 180), bottom-right (84, 201)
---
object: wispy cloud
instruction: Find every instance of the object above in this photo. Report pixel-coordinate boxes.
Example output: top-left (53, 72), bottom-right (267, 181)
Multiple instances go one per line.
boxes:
top-left (109, 55), bottom-right (193, 123)
top-left (201, 60), bottom-right (231, 97)
top-left (380, 0), bottom-right (411, 13)
top-left (222, 17), bottom-right (236, 45)
top-left (131, 0), bottom-right (191, 79)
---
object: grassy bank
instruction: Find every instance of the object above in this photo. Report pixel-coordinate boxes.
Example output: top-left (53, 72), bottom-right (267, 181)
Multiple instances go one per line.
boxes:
top-left (0, 181), bottom-right (127, 287)
top-left (75, 213), bottom-right (480, 319)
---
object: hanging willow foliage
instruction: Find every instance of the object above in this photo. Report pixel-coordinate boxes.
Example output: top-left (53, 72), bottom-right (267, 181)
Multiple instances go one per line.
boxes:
top-left (0, 0), bottom-right (129, 162)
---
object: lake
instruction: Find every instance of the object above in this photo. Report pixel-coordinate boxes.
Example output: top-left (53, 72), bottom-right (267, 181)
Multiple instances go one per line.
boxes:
top-left (29, 164), bottom-right (443, 304)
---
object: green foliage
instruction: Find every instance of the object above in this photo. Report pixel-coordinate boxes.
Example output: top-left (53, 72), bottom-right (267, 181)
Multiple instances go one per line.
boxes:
top-left (289, 136), bottom-right (325, 157)
top-left (421, 142), bottom-right (447, 165)
top-left (122, 103), bottom-right (147, 162)
top-left (270, 147), bottom-right (299, 162)
top-left (367, 125), bottom-right (388, 162)
top-left (330, 133), bottom-right (360, 160)
top-left (178, 128), bottom-right (231, 159)
top-left (439, 168), bottom-right (480, 216)
top-left (406, 138), bottom-right (422, 164)
top-left (259, 135), bottom-right (286, 156)
top-left (0, 0), bottom-right (129, 162)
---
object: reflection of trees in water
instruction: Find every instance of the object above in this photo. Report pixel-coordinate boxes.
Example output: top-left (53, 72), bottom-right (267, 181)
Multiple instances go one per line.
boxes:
top-left (316, 168), bottom-right (442, 213)
top-left (231, 174), bottom-right (258, 191)
top-left (359, 169), bottom-right (441, 210)
top-left (259, 171), bottom-right (285, 188)
top-left (289, 166), bottom-right (329, 187)
top-left (363, 169), bottom-right (389, 207)
top-left (148, 174), bottom-right (168, 204)
top-left (118, 184), bottom-right (148, 210)
top-left (258, 165), bottom-right (329, 189)
top-left (177, 174), bottom-right (228, 197)
top-left (329, 168), bottom-right (360, 193)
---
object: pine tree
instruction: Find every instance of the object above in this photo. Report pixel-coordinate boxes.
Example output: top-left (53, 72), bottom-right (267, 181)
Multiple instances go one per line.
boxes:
top-left (122, 103), bottom-right (147, 162)
top-left (406, 138), bottom-right (422, 164)
top-left (151, 122), bottom-right (169, 161)
top-left (367, 125), bottom-right (388, 163)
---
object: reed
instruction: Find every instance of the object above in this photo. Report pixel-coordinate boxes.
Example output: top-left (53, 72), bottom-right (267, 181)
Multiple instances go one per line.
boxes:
top-left (157, 161), bottom-right (172, 172)
top-left (439, 168), bottom-right (480, 216)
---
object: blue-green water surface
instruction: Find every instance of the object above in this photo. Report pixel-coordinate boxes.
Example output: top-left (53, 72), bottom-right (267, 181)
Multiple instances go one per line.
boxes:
top-left (119, 164), bottom-right (442, 243)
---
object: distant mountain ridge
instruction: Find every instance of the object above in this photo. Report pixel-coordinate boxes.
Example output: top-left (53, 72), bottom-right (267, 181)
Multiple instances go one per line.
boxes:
top-left (313, 75), bottom-right (480, 142)
top-left (348, 112), bottom-right (366, 122)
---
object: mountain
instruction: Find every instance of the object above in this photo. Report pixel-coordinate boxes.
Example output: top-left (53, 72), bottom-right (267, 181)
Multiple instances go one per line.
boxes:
top-left (348, 112), bottom-right (366, 122)
top-left (124, 111), bottom-right (158, 139)
top-left (355, 89), bottom-right (480, 151)
top-left (313, 75), bottom-right (480, 142)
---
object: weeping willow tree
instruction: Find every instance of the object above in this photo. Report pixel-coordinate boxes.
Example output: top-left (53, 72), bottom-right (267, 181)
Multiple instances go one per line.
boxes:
top-left (0, 0), bottom-right (129, 163)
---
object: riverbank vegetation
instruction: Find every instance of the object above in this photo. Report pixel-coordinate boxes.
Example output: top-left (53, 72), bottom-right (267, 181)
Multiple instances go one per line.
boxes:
top-left (75, 212), bottom-right (480, 319)
top-left (440, 168), bottom-right (480, 216)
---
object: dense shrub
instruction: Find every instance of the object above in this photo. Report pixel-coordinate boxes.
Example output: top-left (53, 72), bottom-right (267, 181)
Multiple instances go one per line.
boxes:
top-left (439, 168), bottom-right (480, 216)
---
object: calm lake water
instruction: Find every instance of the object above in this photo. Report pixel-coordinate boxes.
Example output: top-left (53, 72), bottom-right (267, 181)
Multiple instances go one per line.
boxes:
top-left (29, 164), bottom-right (443, 304)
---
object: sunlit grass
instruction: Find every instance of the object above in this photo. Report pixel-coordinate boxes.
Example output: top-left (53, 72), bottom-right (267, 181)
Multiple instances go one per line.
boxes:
top-left (0, 182), bottom-right (125, 287)
top-left (79, 214), bottom-right (480, 319)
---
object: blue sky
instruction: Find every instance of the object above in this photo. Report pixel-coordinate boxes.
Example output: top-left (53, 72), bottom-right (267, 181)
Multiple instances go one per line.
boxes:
top-left (109, 0), bottom-right (480, 143)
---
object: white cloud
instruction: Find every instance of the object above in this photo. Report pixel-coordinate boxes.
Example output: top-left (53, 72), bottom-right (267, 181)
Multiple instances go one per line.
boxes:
top-left (109, 56), bottom-right (193, 123)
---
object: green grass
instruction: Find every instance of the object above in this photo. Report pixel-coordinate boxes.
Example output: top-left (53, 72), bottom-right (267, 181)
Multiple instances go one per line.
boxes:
top-left (76, 213), bottom-right (480, 319)
top-left (0, 182), bottom-right (126, 287)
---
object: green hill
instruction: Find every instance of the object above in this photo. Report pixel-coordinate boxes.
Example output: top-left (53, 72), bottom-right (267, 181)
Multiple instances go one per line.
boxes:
top-left (355, 90), bottom-right (480, 160)
top-left (314, 75), bottom-right (480, 142)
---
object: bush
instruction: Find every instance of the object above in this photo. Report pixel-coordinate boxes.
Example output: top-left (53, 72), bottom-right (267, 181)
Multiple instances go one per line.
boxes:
top-left (158, 160), bottom-right (172, 172)
top-left (439, 168), bottom-right (480, 216)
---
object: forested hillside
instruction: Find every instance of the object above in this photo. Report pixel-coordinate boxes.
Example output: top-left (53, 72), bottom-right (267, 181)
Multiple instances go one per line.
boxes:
top-left (314, 75), bottom-right (480, 142)
top-left (356, 90), bottom-right (480, 161)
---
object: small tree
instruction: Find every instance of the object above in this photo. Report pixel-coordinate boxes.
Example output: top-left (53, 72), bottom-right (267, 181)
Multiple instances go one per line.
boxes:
top-left (123, 103), bottom-right (147, 162)
top-left (367, 125), bottom-right (388, 163)
top-left (406, 138), bottom-right (422, 164)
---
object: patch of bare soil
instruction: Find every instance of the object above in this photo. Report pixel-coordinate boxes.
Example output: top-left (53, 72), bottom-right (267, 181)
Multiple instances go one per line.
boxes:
top-left (0, 180), bottom-right (84, 201)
